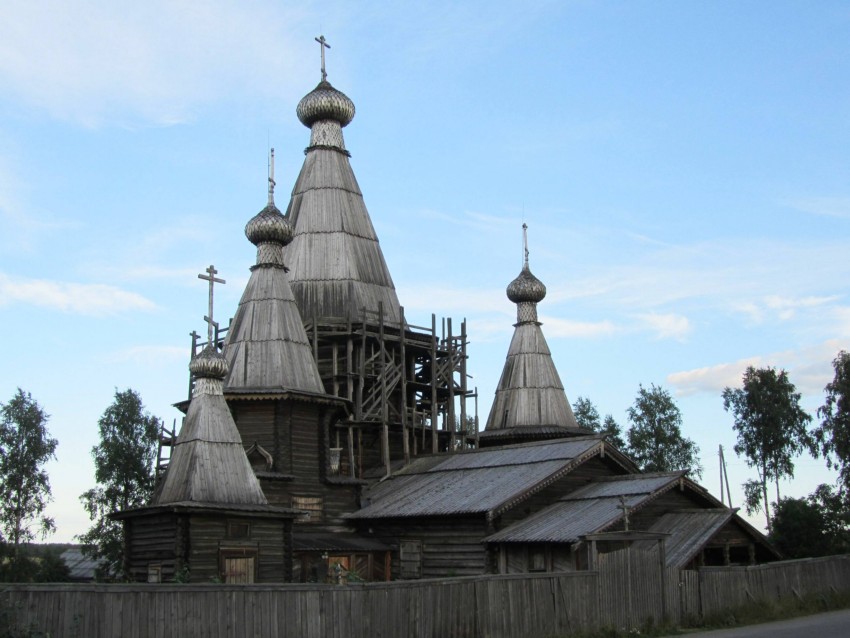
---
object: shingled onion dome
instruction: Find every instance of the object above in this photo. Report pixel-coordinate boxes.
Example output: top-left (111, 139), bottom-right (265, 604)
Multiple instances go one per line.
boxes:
top-left (481, 224), bottom-right (583, 443)
top-left (189, 345), bottom-right (229, 396)
top-left (296, 80), bottom-right (355, 152)
top-left (507, 256), bottom-right (546, 324)
top-left (245, 202), bottom-right (293, 268)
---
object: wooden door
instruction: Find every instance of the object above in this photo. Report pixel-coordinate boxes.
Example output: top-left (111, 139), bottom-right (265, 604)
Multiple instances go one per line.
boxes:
top-left (224, 556), bottom-right (256, 584)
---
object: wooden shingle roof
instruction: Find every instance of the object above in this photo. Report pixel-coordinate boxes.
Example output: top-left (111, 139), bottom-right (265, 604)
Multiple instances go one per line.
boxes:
top-left (283, 81), bottom-right (402, 324)
top-left (484, 229), bottom-right (582, 438)
top-left (223, 263), bottom-right (325, 394)
top-left (153, 350), bottom-right (268, 506)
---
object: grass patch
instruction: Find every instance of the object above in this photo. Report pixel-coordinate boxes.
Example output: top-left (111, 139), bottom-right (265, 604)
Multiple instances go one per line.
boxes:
top-left (692, 589), bottom-right (850, 632)
top-left (550, 590), bottom-right (850, 638)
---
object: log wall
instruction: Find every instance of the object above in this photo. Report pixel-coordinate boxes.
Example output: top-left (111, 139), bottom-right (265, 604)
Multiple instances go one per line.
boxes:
top-left (4, 554), bottom-right (850, 638)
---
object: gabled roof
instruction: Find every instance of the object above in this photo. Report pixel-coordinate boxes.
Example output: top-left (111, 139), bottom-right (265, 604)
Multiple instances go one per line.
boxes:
top-left (284, 81), bottom-right (402, 324)
top-left (484, 472), bottom-right (688, 544)
top-left (346, 436), bottom-right (631, 520)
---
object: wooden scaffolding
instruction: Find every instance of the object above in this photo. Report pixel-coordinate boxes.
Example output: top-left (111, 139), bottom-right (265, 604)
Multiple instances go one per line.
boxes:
top-left (304, 303), bottom-right (478, 477)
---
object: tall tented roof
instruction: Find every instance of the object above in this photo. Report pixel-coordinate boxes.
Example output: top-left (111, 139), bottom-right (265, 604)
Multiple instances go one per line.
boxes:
top-left (154, 346), bottom-right (268, 506)
top-left (223, 156), bottom-right (326, 395)
top-left (283, 71), bottom-right (402, 324)
top-left (482, 225), bottom-right (582, 440)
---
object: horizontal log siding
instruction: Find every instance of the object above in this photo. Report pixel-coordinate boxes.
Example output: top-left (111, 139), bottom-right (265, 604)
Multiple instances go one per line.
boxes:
top-left (232, 402), bottom-right (278, 469)
top-left (126, 515), bottom-right (179, 582)
top-left (6, 556), bottom-right (850, 638)
top-left (187, 515), bottom-right (287, 583)
top-left (367, 515), bottom-right (489, 579)
top-left (232, 399), bottom-right (360, 525)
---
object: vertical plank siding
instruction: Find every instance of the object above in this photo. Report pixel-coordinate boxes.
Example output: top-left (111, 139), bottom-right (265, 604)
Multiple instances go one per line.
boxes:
top-left (5, 555), bottom-right (850, 638)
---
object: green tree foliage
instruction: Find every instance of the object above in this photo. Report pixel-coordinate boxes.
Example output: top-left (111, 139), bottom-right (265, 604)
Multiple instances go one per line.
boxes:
top-left (722, 366), bottom-right (813, 532)
top-left (572, 397), bottom-right (627, 448)
top-left (0, 389), bottom-right (58, 579)
top-left (816, 351), bottom-right (850, 492)
top-left (78, 389), bottom-right (160, 580)
top-left (625, 384), bottom-right (702, 478)
top-left (770, 483), bottom-right (850, 558)
top-left (601, 415), bottom-right (627, 450)
top-left (573, 396), bottom-right (601, 430)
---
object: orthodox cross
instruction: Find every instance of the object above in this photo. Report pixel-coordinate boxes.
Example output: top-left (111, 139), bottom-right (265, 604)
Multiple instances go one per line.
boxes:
top-left (198, 265), bottom-right (225, 346)
top-left (315, 35), bottom-right (330, 81)
top-left (619, 495), bottom-right (631, 532)
top-left (522, 222), bottom-right (529, 269)
top-left (268, 147), bottom-right (276, 204)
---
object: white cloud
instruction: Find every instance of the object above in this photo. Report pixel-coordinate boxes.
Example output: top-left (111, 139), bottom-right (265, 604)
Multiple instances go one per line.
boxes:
top-left (0, 273), bottom-right (155, 316)
top-left (0, 1), bottom-right (308, 126)
top-left (786, 197), bottom-right (850, 219)
top-left (635, 312), bottom-right (692, 341)
top-left (541, 315), bottom-right (619, 338)
top-left (667, 339), bottom-right (850, 397)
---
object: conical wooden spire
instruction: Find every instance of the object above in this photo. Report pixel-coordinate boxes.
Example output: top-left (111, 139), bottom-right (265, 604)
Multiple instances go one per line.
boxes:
top-left (154, 289), bottom-right (267, 505)
top-left (482, 226), bottom-right (583, 444)
top-left (284, 73), bottom-right (401, 324)
top-left (222, 159), bottom-right (326, 395)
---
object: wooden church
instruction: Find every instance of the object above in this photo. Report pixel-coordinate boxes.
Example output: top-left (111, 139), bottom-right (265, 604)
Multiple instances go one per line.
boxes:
top-left (116, 39), bottom-right (779, 584)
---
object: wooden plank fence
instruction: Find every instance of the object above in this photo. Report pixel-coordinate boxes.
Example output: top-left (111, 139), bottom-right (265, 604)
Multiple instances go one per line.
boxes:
top-left (3, 554), bottom-right (850, 638)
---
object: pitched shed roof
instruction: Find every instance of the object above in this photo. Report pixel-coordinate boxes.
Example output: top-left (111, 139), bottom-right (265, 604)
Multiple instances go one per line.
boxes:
top-left (284, 80), bottom-right (402, 324)
top-left (484, 472), bottom-right (687, 544)
top-left (635, 509), bottom-right (734, 567)
top-left (346, 436), bottom-right (609, 520)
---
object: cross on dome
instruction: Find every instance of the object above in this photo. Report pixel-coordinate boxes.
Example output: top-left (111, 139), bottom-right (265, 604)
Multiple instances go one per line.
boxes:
top-left (268, 148), bottom-right (276, 205)
top-left (522, 222), bottom-right (529, 270)
top-left (315, 35), bottom-right (330, 81)
top-left (198, 265), bottom-right (226, 345)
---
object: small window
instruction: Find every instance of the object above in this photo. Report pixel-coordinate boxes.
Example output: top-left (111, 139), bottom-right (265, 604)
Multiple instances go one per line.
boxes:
top-left (147, 564), bottom-right (162, 583)
top-left (292, 496), bottom-right (323, 522)
top-left (400, 540), bottom-right (422, 579)
top-left (528, 548), bottom-right (546, 572)
top-left (227, 521), bottom-right (250, 539)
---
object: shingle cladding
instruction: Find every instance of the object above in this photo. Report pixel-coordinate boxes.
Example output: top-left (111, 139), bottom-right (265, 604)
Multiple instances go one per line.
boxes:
top-left (484, 322), bottom-right (580, 433)
top-left (347, 437), bottom-right (604, 519)
top-left (223, 264), bottom-right (325, 394)
top-left (284, 142), bottom-right (401, 323)
top-left (152, 390), bottom-right (268, 506)
top-left (484, 472), bottom-right (686, 543)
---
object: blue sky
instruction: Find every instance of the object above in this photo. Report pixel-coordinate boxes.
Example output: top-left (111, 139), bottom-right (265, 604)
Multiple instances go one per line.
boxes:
top-left (1, 1), bottom-right (848, 542)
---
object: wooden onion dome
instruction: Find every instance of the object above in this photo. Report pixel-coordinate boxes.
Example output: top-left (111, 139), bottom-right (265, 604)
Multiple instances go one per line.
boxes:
top-left (153, 345), bottom-right (268, 505)
top-left (222, 156), bottom-right (327, 395)
top-left (480, 225), bottom-right (588, 446)
top-left (283, 66), bottom-right (402, 324)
